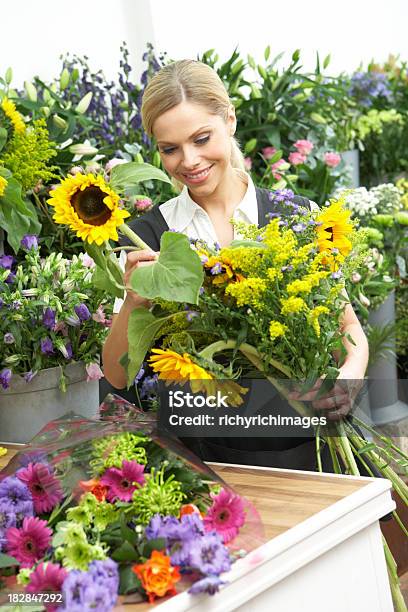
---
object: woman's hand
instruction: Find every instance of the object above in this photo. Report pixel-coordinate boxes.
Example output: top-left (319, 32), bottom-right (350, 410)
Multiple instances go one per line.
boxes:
top-left (288, 364), bottom-right (364, 421)
top-left (123, 249), bottom-right (158, 308)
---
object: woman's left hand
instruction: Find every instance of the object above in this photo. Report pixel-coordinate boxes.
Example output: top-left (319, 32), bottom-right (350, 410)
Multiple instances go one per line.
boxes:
top-left (288, 364), bottom-right (365, 421)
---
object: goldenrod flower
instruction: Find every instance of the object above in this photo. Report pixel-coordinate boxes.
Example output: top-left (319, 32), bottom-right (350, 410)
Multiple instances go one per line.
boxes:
top-left (269, 320), bottom-right (288, 339)
top-left (149, 348), bottom-right (213, 383)
top-left (47, 173), bottom-right (130, 245)
top-left (0, 176), bottom-right (7, 197)
top-left (225, 277), bottom-right (267, 308)
top-left (316, 200), bottom-right (353, 258)
top-left (204, 255), bottom-right (237, 284)
top-left (307, 305), bottom-right (330, 337)
top-left (1, 97), bottom-right (26, 133)
top-left (280, 296), bottom-right (307, 315)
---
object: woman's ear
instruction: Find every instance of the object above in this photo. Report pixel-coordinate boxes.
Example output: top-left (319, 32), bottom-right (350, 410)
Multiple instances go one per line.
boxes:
top-left (227, 104), bottom-right (237, 136)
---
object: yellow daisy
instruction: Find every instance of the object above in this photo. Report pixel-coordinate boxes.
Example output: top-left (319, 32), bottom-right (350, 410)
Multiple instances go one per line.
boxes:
top-left (1, 97), bottom-right (26, 133)
top-left (47, 173), bottom-right (130, 245)
top-left (149, 348), bottom-right (213, 383)
top-left (316, 200), bottom-right (353, 258)
top-left (0, 176), bottom-right (7, 197)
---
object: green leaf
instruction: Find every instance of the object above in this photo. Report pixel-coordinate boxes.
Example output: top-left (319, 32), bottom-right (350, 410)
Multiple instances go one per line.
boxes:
top-left (127, 309), bottom-right (171, 387)
top-left (120, 515), bottom-right (139, 546)
top-left (229, 239), bottom-right (266, 249)
top-left (86, 244), bottom-right (125, 299)
top-left (0, 553), bottom-right (19, 568)
top-left (110, 162), bottom-right (172, 193)
top-left (130, 232), bottom-right (204, 303)
top-left (0, 177), bottom-right (40, 252)
top-left (119, 564), bottom-right (142, 595)
top-left (0, 127), bottom-right (7, 152)
top-left (142, 537), bottom-right (166, 558)
top-left (112, 541), bottom-right (139, 562)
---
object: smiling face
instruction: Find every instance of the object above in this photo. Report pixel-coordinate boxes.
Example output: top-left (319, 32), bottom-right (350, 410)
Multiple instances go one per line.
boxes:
top-left (153, 101), bottom-right (236, 199)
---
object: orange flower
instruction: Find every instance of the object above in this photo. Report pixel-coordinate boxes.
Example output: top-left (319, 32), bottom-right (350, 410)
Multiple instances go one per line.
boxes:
top-left (79, 478), bottom-right (109, 502)
top-left (133, 550), bottom-right (180, 603)
top-left (180, 503), bottom-right (201, 517)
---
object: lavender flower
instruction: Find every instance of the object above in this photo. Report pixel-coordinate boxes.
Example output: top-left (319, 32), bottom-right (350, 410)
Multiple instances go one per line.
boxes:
top-left (348, 71), bottom-right (392, 107)
top-left (42, 307), bottom-right (56, 330)
top-left (0, 255), bottom-right (14, 269)
top-left (4, 333), bottom-right (15, 344)
top-left (61, 560), bottom-right (119, 611)
top-left (21, 235), bottom-right (38, 250)
top-left (14, 499), bottom-right (34, 522)
top-left (0, 499), bottom-right (17, 531)
top-left (40, 337), bottom-right (54, 355)
top-left (0, 476), bottom-right (32, 508)
top-left (88, 559), bottom-right (119, 595)
top-left (74, 303), bottom-right (91, 321)
top-left (188, 576), bottom-right (226, 595)
top-left (0, 368), bottom-right (12, 389)
top-left (188, 532), bottom-right (231, 575)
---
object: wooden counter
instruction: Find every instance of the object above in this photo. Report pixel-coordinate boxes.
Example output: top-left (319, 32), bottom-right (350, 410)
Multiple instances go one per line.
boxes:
top-left (0, 449), bottom-right (396, 611)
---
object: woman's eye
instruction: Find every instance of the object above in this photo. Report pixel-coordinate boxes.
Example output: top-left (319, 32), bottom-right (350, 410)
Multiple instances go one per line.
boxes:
top-left (161, 147), bottom-right (176, 155)
top-left (195, 135), bottom-right (210, 145)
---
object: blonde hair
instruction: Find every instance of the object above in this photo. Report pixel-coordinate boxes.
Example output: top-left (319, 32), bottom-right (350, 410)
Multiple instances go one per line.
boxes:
top-left (141, 60), bottom-right (245, 191)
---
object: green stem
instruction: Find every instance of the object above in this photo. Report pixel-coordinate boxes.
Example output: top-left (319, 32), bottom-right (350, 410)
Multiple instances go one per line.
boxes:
top-left (352, 414), bottom-right (408, 462)
top-left (383, 536), bottom-right (408, 612)
top-left (327, 438), bottom-right (342, 473)
top-left (118, 223), bottom-right (150, 250)
top-left (316, 428), bottom-right (322, 472)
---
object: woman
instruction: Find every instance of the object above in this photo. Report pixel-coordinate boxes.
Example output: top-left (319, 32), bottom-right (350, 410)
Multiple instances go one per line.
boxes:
top-left (103, 59), bottom-right (369, 471)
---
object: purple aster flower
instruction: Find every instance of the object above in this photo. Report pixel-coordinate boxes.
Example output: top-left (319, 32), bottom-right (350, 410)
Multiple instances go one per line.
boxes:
top-left (4, 272), bottom-right (15, 285)
top-left (0, 298), bottom-right (3, 308)
top-left (213, 242), bottom-right (221, 252)
top-left (0, 368), bottom-right (12, 389)
top-left (42, 307), bottom-right (56, 330)
top-left (210, 263), bottom-right (223, 275)
top-left (74, 303), bottom-right (91, 321)
top-left (199, 287), bottom-right (205, 295)
top-left (23, 370), bottom-right (37, 383)
top-left (40, 337), bottom-right (54, 355)
top-left (0, 255), bottom-right (14, 269)
top-left (331, 271), bottom-right (343, 279)
top-left (0, 476), bottom-right (32, 508)
top-left (281, 265), bottom-right (294, 272)
top-left (21, 235), bottom-right (38, 250)
top-left (186, 310), bottom-right (198, 322)
top-left (189, 575), bottom-right (226, 595)
top-left (140, 375), bottom-right (158, 400)
top-left (292, 223), bottom-right (307, 232)
top-left (188, 532), bottom-right (231, 575)
top-left (10, 300), bottom-right (21, 310)
top-left (308, 219), bottom-right (318, 226)
top-left (4, 333), bottom-right (15, 344)
top-left (0, 499), bottom-right (17, 531)
top-left (266, 212), bottom-right (280, 219)
top-left (134, 365), bottom-right (145, 384)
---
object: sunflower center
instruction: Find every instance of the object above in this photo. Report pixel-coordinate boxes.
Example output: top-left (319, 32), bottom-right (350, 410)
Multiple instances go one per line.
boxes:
top-left (72, 186), bottom-right (112, 226)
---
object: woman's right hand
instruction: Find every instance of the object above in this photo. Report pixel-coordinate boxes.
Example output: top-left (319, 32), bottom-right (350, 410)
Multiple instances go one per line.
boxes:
top-left (123, 249), bottom-right (158, 308)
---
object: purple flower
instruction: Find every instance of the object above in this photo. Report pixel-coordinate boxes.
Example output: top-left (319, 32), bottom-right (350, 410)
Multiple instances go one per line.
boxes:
top-left (23, 370), bottom-right (37, 383)
top-left (186, 310), bottom-right (198, 322)
top-left (210, 263), bottom-right (223, 275)
top-left (21, 235), bottom-right (38, 250)
top-left (145, 514), bottom-right (179, 540)
top-left (188, 532), bottom-right (231, 575)
top-left (65, 342), bottom-right (73, 360)
top-left (134, 366), bottom-right (145, 384)
top-left (42, 307), bottom-right (56, 330)
top-left (0, 298), bottom-right (3, 308)
top-left (88, 559), bottom-right (119, 595)
top-left (61, 561), bottom-right (119, 611)
top-left (4, 333), bottom-right (15, 344)
top-left (281, 265), bottom-right (294, 272)
top-left (189, 575), bottom-right (226, 595)
top-left (140, 375), bottom-right (158, 400)
top-left (0, 255), bottom-right (14, 269)
top-left (14, 499), bottom-right (34, 523)
top-left (0, 368), bottom-right (12, 389)
top-left (199, 287), bottom-right (205, 295)
top-left (331, 271), bottom-right (343, 279)
top-left (5, 272), bottom-right (15, 285)
top-left (0, 499), bottom-right (17, 531)
top-left (40, 337), bottom-right (54, 355)
top-left (0, 476), bottom-right (32, 508)
top-left (10, 300), bottom-right (21, 310)
top-left (292, 223), bottom-right (306, 232)
top-left (66, 314), bottom-right (81, 327)
top-left (74, 303), bottom-right (91, 321)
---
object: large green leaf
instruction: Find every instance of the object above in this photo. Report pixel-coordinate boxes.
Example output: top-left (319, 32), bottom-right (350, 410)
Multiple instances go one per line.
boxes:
top-left (0, 553), bottom-right (19, 568)
top-left (0, 127), bottom-right (7, 153)
top-left (110, 162), bottom-right (172, 193)
top-left (130, 232), bottom-right (203, 304)
top-left (85, 243), bottom-right (125, 299)
top-left (0, 177), bottom-right (40, 252)
top-left (127, 308), bottom-right (172, 387)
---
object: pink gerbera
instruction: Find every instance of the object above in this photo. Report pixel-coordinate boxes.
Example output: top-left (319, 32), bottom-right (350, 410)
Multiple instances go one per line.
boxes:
top-left (203, 488), bottom-right (246, 544)
top-left (26, 562), bottom-right (67, 611)
top-left (100, 460), bottom-right (145, 502)
top-left (17, 462), bottom-right (63, 514)
top-left (6, 516), bottom-right (52, 567)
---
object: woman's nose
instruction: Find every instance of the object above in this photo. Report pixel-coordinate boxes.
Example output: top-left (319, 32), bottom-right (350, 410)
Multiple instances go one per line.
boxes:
top-left (181, 146), bottom-right (200, 169)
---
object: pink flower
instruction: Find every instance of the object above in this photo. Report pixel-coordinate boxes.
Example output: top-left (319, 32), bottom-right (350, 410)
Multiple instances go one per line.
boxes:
top-left (262, 146), bottom-right (276, 160)
top-left (105, 158), bottom-right (128, 173)
top-left (6, 517), bottom-right (52, 567)
top-left (294, 139), bottom-right (314, 156)
top-left (17, 463), bottom-right (63, 514)
top-left (203, 488), bottom-right (246, 544)
top-left (134, 197), bottom-right (153, 211)
top-left (324, 152), bottom-right (341, 168)
top-left (79, 252), bottom-right (95, 268)
top-left (271, 158), bottom-right (287, 181)
top-left (289, 151), bottom-right (306, 166)
top-left (100, 460), bottom-right (145, 502)
top-left (92, 305), bottom-right (107, 324)
top-left (86, 363), bottom-right (104, 382)
top-left (244, 157), bottom-right (252, 171)
top-left (26, 562), bottom-right (67, 611)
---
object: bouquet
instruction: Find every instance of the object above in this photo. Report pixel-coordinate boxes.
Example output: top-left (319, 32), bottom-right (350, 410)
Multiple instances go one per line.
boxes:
top-left (0, 236), bottom-right (110, 391)
top-left (0, 396), bottom-right (264, 608)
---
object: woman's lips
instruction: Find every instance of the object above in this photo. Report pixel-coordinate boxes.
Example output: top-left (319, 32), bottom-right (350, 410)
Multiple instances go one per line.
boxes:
top-left (181, 165), bottom-right (213, 184)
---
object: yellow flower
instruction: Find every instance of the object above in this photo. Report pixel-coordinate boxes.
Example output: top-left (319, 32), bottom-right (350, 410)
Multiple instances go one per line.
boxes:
top-left (225, 277), bottom-right (266, 308)
top-left (0, 176), bottom-right (7, 197)
top-left (269, 320), bottom-right (288, 339)
top-left (205, 255), bottom-right (236, 284)
top-left (280, 296), bottom-right (307, 315)
top-left (0, 446), bottom-right (7, 458)
top-left (267, 267), bottom-right (283, 282)
top-left (307, 306), bottom-right (330, 337)
top-left (47, 173), bottom-right (130, 245)
top-left (1, 97), bottom-right (26, 133)
top-left (286, 278), bottom-right (313, 295)
top-left (316, 200), bottom-right (353, 258)
top-left (149, 348), bottom-right (213, 383)
top-left (219, 246), bottom-right (264, 275)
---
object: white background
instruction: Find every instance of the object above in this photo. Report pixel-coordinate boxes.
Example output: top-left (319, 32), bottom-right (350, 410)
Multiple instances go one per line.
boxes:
top-left (0, 0), bottom-right (405, 85)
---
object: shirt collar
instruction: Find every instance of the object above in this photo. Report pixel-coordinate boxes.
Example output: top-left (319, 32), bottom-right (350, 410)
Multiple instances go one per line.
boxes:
top-left (174, 170), bottom-right (258, 232)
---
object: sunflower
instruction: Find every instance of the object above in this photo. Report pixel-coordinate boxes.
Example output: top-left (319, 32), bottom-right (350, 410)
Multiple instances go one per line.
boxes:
top-left (1, 97), bottom-right (26, 133)
top-left (0, 176), bottom-right (7, 197)
top-left (316, 200), bottom-right (353, 258)
top-left (47, 173), bottom-right (130, 245)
